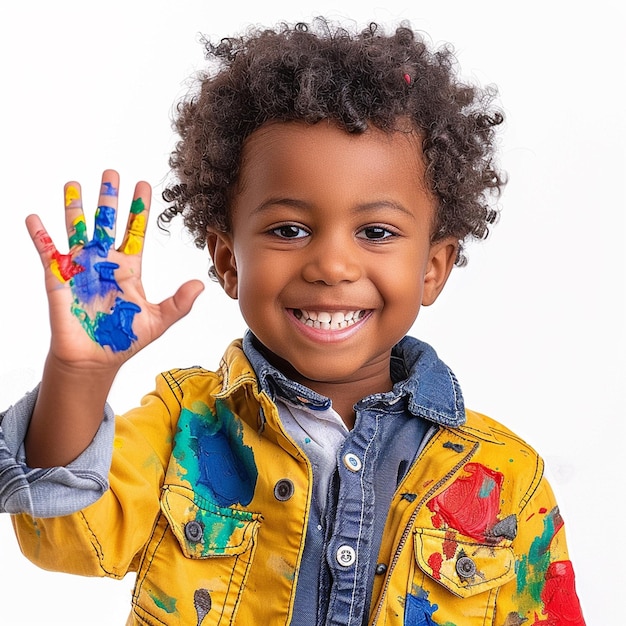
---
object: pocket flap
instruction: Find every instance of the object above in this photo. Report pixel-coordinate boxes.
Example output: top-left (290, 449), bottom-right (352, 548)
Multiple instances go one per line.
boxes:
top-left (161, 484), bottom-right (261, 559)
top-left (414, 528), bottom-right (515, 598)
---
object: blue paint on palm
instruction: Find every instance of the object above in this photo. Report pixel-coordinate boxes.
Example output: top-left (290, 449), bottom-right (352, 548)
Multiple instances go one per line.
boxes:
top-left (93, 298), bottom-right (141, 351)
top-left (69, 198), bottom-right (142, 352)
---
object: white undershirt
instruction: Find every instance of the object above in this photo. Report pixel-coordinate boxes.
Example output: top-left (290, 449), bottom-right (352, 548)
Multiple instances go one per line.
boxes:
top-left (275, 397), bottom-right (349, 508)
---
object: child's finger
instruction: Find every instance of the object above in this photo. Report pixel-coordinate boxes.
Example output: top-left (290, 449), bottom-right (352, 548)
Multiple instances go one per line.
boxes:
top-left (119, 180), bottom-right (151, 256)
top-left (26, 214), bottom-right (85, 285)
top-left (91, 169), bottom-right (120, 256)
top-left (64, 181), bottom-right (87, 251)
top-left (25, 214), bottom-right (57, 263)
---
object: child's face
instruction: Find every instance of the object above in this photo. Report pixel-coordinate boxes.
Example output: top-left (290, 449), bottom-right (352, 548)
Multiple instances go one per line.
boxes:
top-left (209, 121), bottom-right (456, 394)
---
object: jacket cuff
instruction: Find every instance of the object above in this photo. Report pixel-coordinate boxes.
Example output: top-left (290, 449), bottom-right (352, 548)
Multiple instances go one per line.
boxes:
top-left (0, 386), bottom-right (114, 517)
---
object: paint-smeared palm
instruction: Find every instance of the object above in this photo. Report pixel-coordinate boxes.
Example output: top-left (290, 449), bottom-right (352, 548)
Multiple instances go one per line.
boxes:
top-left (26, 169), bottom-right (204, 370)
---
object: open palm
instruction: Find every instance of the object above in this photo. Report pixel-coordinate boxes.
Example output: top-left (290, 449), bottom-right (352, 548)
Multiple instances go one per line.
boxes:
top-left (26, 170), bottom-right (204, 371)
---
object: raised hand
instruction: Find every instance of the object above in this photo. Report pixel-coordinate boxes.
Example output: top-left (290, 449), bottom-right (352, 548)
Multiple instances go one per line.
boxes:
top-left (26, 169), bottom-right (204, 371)
top-left (24, 170), bottom-right (204, 467)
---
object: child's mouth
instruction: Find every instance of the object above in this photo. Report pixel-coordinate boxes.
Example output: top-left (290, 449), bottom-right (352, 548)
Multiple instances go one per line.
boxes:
top-left (292, 309), bottom-right (367, 330)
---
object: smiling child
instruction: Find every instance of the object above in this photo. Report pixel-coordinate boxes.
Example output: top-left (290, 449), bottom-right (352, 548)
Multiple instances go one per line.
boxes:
top-left (6, 19), bottom-right (585, 626)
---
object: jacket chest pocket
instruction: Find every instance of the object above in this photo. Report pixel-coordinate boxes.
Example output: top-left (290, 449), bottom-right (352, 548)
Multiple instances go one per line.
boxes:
top-left (405, 528), bottom-right (516, 625)
top-left (132, 485), bottom-right (262, 626)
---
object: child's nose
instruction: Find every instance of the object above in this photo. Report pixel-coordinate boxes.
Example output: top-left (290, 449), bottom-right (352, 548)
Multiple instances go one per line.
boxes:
top-left (300, 237), bottom-right (362, 285)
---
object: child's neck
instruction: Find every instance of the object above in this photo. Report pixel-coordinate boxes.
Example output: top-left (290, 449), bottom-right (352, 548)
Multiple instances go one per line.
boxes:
top-left (258, 344), bottom-right (394, 429)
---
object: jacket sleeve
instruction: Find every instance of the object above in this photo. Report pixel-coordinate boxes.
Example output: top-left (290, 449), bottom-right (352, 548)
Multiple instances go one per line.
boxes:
top-left (12, 373), bottom-right (181, 579)
top-left (495, 472), bottom-right (586, 625)
top-left (0, 387), bottom-right (113, 517)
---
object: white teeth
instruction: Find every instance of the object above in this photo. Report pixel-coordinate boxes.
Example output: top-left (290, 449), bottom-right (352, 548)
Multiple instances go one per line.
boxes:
top-left (294, 309), bottom-right (365, 330)
top-left (330, 312), bottom-right (344, 326)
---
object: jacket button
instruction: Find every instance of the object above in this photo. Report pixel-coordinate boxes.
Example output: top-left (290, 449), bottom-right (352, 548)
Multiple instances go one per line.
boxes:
top-left (184, 520), bottom-right (204, 543)
top-left (343, 453), bottom-right (362, 472)
top-left (274, 479), bottom-right (295, 501)
top-left (456, 555), bottom-right (477, 579)
top-left (336, 545), bottom-right (356, 567)
top-left (375, 563), bottom-right (388, 575)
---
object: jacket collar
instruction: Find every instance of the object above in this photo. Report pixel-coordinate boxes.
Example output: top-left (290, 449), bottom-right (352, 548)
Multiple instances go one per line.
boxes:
top-left (389, 336), bottom-right (465, 427)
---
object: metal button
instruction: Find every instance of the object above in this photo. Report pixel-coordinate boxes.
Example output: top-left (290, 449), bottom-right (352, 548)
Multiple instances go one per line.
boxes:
top-left (274, 479), bottom-right (295, 501)
top-left (375, 563), bottom-right (388, 575)
top-left (184, 520), bottom-right (204, 543)
top-left (343, 453), bottom-right (362, 472)
top-left (456, 555), bottom-right (477, 579)
top-left (336, 545), bottom-right (356, 567)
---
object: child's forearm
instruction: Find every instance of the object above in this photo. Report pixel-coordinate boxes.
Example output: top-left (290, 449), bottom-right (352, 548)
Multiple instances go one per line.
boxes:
top-left (25, 353), bottom-right (118, 467)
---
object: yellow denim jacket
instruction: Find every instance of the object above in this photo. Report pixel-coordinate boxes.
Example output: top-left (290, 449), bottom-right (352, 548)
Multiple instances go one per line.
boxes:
top-left (13, 340), bottom-right (585, 625)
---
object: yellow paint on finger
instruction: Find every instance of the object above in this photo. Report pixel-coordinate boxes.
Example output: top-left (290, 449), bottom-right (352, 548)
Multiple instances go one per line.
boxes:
top-left (72, 215), bottom-right (86, 228)
top-left (128, 212), bottom-right (146, 236)
top-left (65, 185), bottom-right (81, 208)
top-left (50, 259), bottom-right (64, 282)
top-left (120, 234), bottom-right (144, 255)
top-left (120, 212), bottom-right (146, 254)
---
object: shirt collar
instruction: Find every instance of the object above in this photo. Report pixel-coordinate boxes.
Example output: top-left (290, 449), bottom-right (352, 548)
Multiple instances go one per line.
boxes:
top-left (242, 330), bottom-right (465, 427)
top-left (243, 332), bottom-right (332, 411)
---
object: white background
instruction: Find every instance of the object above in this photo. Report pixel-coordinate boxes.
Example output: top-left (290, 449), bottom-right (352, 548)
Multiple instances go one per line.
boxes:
top-left (0, 0), bottom-right (623, 623)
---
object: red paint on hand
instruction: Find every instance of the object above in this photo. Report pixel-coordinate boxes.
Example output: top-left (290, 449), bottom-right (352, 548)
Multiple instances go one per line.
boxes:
top-left (52, 251), bottom-right (85, 281)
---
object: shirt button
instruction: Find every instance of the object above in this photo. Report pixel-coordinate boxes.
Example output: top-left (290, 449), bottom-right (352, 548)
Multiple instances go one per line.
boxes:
top-left (274, 478), bottom-right (295, 501)
top-left (184, 520), bottom-right (204, 543)
top-left (336, 545), bottom-right (356, 567)
top-left (343, 453), bottom-right (362, 472)
top-left (456, 555), bottom-right (477, 579)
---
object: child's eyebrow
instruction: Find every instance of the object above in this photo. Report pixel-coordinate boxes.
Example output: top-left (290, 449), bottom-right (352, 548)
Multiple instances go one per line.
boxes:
top-left (251, 197), bottom-right (416, 219)
top-left (250, 197), bottom-right (309, 215)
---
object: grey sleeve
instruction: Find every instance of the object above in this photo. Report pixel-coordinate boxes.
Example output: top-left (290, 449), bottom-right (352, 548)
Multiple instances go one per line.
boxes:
top-left (0, 386), bottom-right (114, 517)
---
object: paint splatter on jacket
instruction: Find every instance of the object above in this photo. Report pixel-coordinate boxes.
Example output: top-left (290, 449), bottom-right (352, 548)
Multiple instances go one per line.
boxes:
top-left (12, 339), bottom-right (585, 625)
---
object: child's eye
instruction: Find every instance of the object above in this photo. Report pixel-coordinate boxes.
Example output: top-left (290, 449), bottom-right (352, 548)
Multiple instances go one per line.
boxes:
top-left (357, 226), bottom-right (396, 240)
top-left (270, 224), bottom-right (309, 239)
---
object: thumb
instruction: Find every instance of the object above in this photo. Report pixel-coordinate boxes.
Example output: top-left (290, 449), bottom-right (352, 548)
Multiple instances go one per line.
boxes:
top-left (158, 279), bottom-right (205, 329)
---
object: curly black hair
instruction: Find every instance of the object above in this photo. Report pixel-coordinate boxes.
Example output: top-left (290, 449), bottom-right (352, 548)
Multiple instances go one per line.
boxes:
top-left (161, 18), bottom-right (505, 266)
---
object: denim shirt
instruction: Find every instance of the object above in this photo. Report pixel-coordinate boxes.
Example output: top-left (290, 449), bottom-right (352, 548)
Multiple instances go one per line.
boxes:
top-left (242, 332), bottom-right (465, 626)
top-left (0, 387), bottom-right (114, 517)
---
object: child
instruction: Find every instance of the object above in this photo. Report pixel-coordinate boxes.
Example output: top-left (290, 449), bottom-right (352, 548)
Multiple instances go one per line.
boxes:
top-left (7, 19), bottom-right (586, 625)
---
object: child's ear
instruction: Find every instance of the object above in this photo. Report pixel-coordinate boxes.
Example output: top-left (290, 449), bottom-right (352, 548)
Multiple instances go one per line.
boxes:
top-left (207, 229), bottom-right (238, 299)
top-left (422, 237), bottom-right (458, 306)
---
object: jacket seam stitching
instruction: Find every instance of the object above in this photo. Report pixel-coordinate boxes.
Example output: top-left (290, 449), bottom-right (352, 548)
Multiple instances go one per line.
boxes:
top-left (370, 439), bottom-right (480, 623)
